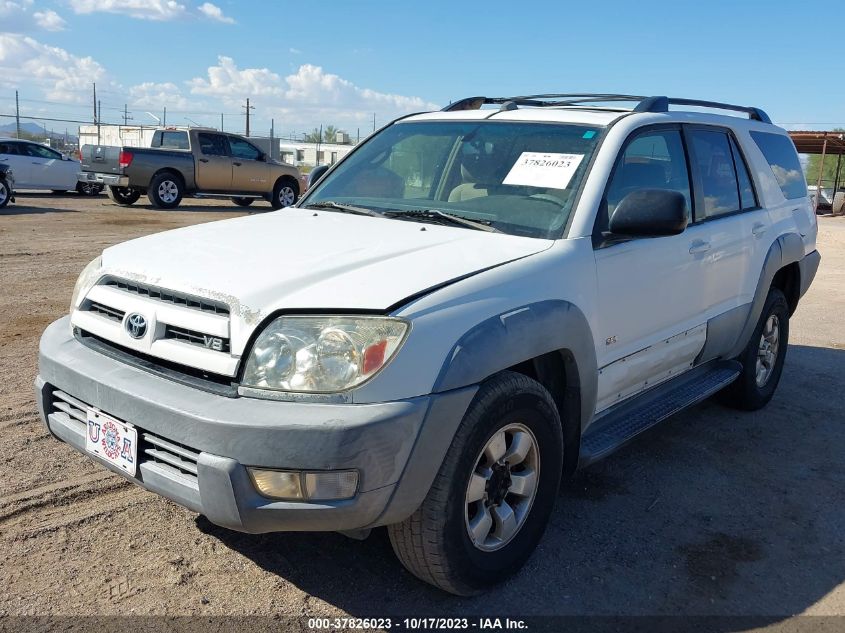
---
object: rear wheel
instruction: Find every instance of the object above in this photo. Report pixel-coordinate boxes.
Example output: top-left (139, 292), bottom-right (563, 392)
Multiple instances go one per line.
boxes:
top-left (271, 177), bottom-right (299, 209)
top-left (106, 186), bottom-right (141, 206)
top-left (388, 371), bottom-right (563, 595)
top-left (232, 197), bottom-right (254, 207)
top-left (719, 287), bottom-right (789, 410)
top-left (0, 179), bottom-right (10, 208)
top-left (147, 173), bottom-right (183, 209)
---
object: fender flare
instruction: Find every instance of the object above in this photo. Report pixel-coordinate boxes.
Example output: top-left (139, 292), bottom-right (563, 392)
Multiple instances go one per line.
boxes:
top-left (432, 299), bottom-right (598, 430)
top-left (726, 232), bottom-right (803, 358)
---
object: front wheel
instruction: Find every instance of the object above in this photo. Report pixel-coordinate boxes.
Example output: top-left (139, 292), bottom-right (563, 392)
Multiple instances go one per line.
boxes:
top-left (270, 178), bottom-right (299, 210)
top-left (718, 286), bottom-right (789, 410)
top-left (106, 186), bottom-right (141, 206)
top-left (388, 371), bottom-right (563, 595)
top-left (76, 182), bottom-right (102, 196)
top-left (0, 179), bottom-right (10, 208)
top-left (147, 173), bottom-right (183, 209)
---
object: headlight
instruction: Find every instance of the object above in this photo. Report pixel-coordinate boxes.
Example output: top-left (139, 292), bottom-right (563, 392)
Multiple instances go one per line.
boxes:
top-left (69, 255), bottom-right (103, 314)
top-left (242, 316), bottom-right (409, 393)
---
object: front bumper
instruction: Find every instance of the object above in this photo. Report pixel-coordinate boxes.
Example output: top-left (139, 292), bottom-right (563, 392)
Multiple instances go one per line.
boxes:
top-left (37, 317), bottom-right (475, 533)
top-left (78, 172), bottom-right (129, 187)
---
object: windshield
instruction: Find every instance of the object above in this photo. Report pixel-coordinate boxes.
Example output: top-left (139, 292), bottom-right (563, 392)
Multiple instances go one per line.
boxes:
top-left (303, 120), bottom-right (602, 239)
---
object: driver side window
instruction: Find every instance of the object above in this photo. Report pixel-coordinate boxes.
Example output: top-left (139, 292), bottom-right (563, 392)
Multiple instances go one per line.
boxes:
top-left (601, 130), bottom-right (691, 234)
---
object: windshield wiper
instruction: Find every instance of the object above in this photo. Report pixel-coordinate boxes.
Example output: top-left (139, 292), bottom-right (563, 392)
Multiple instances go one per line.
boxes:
top-left (384, 209), bottom-right (501, 233)
top-left (304, 201), bottom-right (382, 217)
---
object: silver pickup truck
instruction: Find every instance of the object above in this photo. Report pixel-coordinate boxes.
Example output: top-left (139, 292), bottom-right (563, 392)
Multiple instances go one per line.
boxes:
top-left (79, 128), bottom-right (303, 210)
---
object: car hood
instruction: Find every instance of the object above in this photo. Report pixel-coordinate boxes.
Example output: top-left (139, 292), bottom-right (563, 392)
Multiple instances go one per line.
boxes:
top-left (101, 207), bottom-right (552, 321)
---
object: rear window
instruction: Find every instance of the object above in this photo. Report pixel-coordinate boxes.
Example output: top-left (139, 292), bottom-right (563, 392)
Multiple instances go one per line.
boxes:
top-left (153, 131), bottom-right (189, 150)
top-left (750, 132), bottom-right (807, 200)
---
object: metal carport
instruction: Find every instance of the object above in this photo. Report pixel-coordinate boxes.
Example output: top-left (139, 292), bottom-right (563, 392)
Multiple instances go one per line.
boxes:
top-left (789, 131), bottom-right (845, 214)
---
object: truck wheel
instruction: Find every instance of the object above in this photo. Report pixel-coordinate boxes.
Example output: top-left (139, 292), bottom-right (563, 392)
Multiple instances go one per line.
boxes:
top-left (107, 186), bottom-right (141, 206)
top-left (232, 197), bottom-right (254, 207)
top-left (388, 371), bottom-right (563, 595)
top-left (76, 182), bottom-right (102, 196)
top-left (148, 173), bottom-right (183, 209)
top-left (0, 179), bottom-right (9, 208)
top-left (719, 287), bottom-right (789, 411)
top-left (271, 177), bottom-right (299, 209)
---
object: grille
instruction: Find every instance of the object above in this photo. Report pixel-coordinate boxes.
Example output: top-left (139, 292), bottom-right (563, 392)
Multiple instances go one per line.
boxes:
top-left (49, 388), bottom-right (200, 481)
top-left (103, 278), bottom-right (229, 316)
top-left (164, 324), bottom-right (231, 353)
top-left (88, 302), bottom-right (125, 322)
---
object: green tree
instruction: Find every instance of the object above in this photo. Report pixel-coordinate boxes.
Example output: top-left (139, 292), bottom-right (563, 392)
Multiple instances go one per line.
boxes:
top-left (322, 125), bottom-right (338, 143)
top-left (304, 128), bottom-right (322, 143)
top-left (805, 128), bottom-right (845, 187)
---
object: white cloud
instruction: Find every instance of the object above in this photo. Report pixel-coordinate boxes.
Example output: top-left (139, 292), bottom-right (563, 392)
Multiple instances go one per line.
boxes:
top-left (197, 2), bottom-right (233, 23)
top-left (289, 47), bottom-right (302, 55)
top-left (128, 81), bottom-right (194, 110)
top-left (0, 33), bottom-right (108, 102)
top-left (188, 57), bottom-right (438, 127)
top-left (0, 0), bottom-right (67, 31)
top-left (33, 9), bottom-right (66, 30)
top-left (68, 0), bottom-right (187, 21)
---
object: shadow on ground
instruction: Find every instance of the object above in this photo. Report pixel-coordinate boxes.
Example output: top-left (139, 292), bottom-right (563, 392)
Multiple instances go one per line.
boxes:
top-left (199, 344), bottom-right (845, 622)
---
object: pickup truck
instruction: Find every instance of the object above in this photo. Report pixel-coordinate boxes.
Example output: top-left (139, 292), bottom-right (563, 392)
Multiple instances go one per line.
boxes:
top-left (79, 128), bottom-right (303, 210)
top-left (40, 93), bottom-right (820, 595)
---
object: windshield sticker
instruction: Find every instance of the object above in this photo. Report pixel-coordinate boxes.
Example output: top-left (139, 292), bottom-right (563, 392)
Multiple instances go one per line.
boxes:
top-left (582, 130), bottom-right (597, 139)
top-left (502, 152), bottom-right (585, 189)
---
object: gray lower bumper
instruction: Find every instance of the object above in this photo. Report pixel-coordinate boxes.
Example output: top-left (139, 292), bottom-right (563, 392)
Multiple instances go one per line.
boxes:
top-left (78, 172), bottom-right (129, 187)
top-left (37, 317), bottom-right (476, 533)
top-left (798, 249), bottom-right (821, 299)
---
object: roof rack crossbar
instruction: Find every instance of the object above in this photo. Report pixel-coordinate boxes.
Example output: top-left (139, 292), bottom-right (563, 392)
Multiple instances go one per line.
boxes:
top-left (442, 94), bottom-right (772, 124)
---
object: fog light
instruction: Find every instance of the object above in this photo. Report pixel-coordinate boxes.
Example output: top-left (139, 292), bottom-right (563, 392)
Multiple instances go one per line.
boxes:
top-left (248, 469), bottom-right (303, 500)
top-left (303, 470), bottom-right (359, 501)
top-left (247, 468), bottom-right (359, 501)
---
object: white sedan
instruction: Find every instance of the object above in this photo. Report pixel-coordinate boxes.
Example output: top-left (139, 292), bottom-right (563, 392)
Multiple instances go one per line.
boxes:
top-left (0, 138), bottom-right (100, 195)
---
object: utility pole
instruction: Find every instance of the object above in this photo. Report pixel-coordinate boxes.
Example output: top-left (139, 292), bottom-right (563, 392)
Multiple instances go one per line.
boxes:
top-left (372, 112), bottom-right (376, 132)
top-left (14, 90), bottom-right (21, 139)
top-left (162, 107), bottom-right (167, 126)
top-left (92, 83), bottom-right (97, 124)
top-left (123, 104), bottom-right (132, 126)
top-left (242, 98), bottom-right (255, 136)
top-left (270, 118), bottom-right (274, 160)
top-left (220, 113), bottom-right (224, 132)
top-left (97, 99), bottom-right (101, 144)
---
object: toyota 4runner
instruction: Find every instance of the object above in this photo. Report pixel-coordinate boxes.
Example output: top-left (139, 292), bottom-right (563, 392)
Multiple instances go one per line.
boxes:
top-left (37, 94), bottom-right (820, 595)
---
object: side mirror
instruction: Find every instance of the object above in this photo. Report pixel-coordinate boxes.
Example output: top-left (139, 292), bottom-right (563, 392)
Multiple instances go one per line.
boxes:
top-left (308, 164), bottom-right (330, 188)
top-left (609, 189), bottom-right (688, 237)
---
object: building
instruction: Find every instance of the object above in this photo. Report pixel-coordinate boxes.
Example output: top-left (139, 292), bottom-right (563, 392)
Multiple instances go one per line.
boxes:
top-left (277, 140), bottom-right (357, 168)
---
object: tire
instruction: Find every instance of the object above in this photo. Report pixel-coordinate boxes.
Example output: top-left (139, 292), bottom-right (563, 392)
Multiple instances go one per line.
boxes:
top-left (388, 371), bottom-right (563, 595)
top-left (271, 177), bottom-right (299, 210)
top-left (232, 197), bottom-right (254, 207)
top-left (76, 181), bottom-right (102, 196)
top-left (106, 186), bottom-right (141, 206)
top-left (0, 179), bottom-right (9, 209)
top-left (719, 287), bottom-right (789, 411)
top-left (147, 172), bottom-right (183, 209)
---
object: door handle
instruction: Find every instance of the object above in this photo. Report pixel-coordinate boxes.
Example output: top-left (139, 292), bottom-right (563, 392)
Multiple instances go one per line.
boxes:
top-left (689, 240), bottom-right (711, 254)
top-left (751, 222), bottom-right (767, 237)
top-left (233, 162), bottom-right (242, 167)
top-left (199, 158), bottom-right (209, 163)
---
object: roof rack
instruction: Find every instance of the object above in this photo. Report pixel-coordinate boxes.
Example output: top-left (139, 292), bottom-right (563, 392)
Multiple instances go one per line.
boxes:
top-left (442, 93), bottom-right (772, 124)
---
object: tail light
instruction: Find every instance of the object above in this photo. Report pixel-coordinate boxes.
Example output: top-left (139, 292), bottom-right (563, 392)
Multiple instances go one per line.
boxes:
top-left (118, 151), bottom-right (134, 169)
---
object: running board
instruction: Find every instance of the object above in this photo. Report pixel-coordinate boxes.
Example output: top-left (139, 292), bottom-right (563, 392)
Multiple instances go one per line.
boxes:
top-left (193, 193), bottom-right (265, 199)
top-left (578, 360), bottom-right (741, 468)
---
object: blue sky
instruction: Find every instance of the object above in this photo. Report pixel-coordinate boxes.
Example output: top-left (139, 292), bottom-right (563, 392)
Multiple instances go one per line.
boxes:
top-left (1, 0), bottom-right (843, 138)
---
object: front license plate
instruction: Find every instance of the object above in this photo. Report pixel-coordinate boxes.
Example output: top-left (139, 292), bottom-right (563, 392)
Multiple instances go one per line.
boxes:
top-left (85, 408), bottom-right (138, 477)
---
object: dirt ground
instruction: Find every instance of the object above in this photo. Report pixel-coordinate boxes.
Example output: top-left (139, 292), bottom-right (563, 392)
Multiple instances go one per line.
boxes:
top-left (1, 192), bottom-right (843, 625)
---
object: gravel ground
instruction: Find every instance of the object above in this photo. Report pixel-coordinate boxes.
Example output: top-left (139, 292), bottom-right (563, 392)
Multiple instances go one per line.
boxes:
top-left (0, 193), bottom-right (843, 624)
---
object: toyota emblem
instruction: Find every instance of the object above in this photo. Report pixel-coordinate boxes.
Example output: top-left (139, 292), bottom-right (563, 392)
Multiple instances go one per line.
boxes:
top-left (126, 313), bottom-right (147, 339)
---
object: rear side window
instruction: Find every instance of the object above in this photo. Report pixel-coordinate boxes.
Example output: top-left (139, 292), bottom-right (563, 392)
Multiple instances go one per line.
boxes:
top-left (197, 133), bottom-right (229, 156)
top-left (688, 129), bottom-right (741, 218)
top-left (729, 136), bottom-right (757, 210)
top-left (0, 142), bottom-right (19, 155)
top-left (750, 131), bottom-right (807, 200)
top-left (156, 131), bottom-right (189, 149)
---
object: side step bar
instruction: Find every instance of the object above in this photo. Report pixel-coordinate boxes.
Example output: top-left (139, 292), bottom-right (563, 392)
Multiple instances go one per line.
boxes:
top-left (578, 360), bottom-right (742, 468)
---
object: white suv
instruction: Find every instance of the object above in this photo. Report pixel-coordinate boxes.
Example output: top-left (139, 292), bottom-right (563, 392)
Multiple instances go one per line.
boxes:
top-left (37, 94), bottom-right (820, 595)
